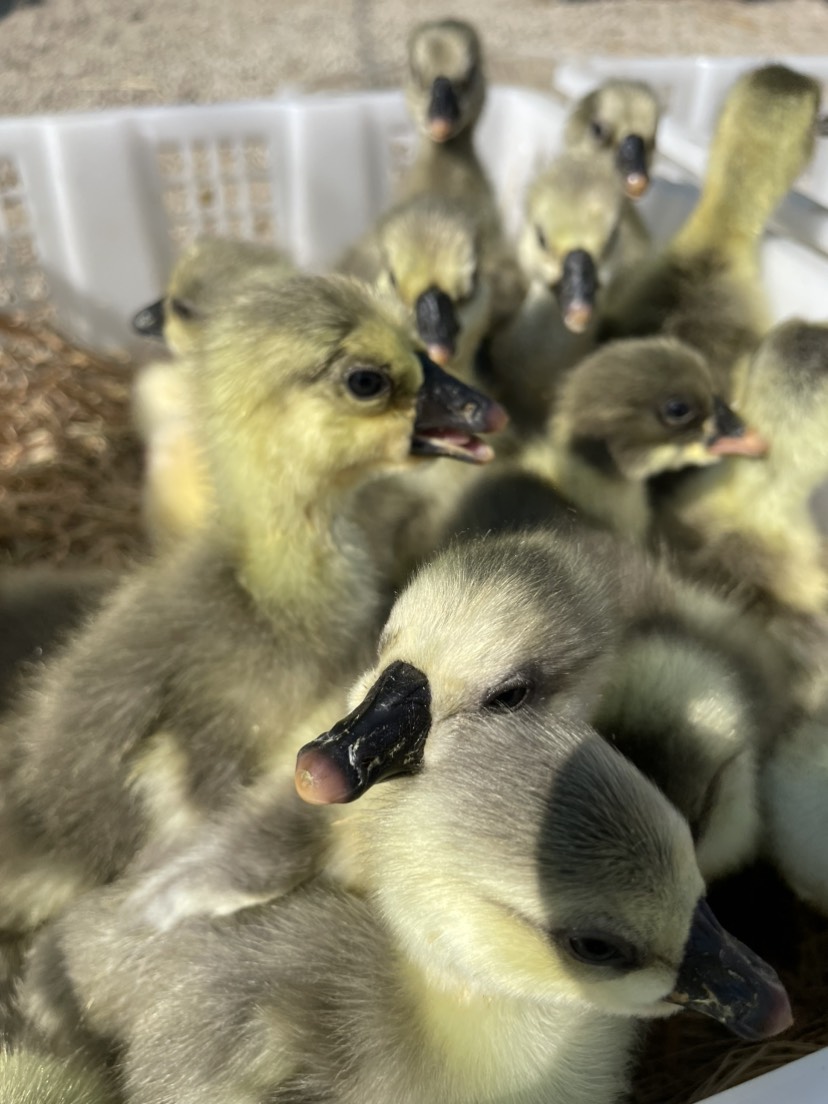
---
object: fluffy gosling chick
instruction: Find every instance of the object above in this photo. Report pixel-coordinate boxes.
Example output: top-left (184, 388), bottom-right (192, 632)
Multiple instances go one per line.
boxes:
top-left (399, 20), bottom-right (503, 251)
top-left (132, 238), bottom-right (296, 548)
top-left (601, 65), bottom-right (821, 396)
top-left (488, 152), bottom-right (646, 435)
top-left (22, 706), bottom-right (790, 1104)
top-left (338, 195), bottom-right (491, 381)
top-left (299, 532), bottom-right (786, 884)
top-left (521, 337), bottom-right (767, 542)
top-left (564, 78), bottom-right (661, 199)
top-left (0, 275), bottom-right (502, 940)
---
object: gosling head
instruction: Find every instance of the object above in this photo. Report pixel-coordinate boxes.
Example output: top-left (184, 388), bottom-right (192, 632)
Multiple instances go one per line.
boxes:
top-left (553, 337), bottom-right (769, 480)
top-left (519, 155), bottom-right (624, 332)
top-left (565, 79), bottom-right (660, 198)
top-left (296, 530), bottom-right (624, 803)
top-left (189, 275), bottom-right (506, 523)
top-left (406, 19), bottom-right (485, 142)
top-left (377, 197), bottom-right (492, 370)
top-left (296, 543), bottom-right (791, 1037)
top-left (131, 237), bottom-right (294, 356)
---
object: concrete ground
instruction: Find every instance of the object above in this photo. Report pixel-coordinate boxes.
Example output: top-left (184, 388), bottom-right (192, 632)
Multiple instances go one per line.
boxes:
top-left (0, 0), bottom-right (827, 117)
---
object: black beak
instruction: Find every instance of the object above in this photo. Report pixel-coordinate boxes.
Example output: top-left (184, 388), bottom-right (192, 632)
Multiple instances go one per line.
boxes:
top-left (132, 298), bottom-right (166, 339)
top-left (428, 76), bottom-right (461, 128)
top-left (707, 396), bottom-right (769, 458)
top-left (411, 353), bottom-right (508, 464)
top-left (554, 249), bottom-right (598, 334)
top-left (666, 899), bottom-right (793, 1040)
top-left (295, 661), bottom-right (431, 805)
top-left (415, 286), bottom-right (460, 364)
top-left (616, 134), bottom-right (649, 198)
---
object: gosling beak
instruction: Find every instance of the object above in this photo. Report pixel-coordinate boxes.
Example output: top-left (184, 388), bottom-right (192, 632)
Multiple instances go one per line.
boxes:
top-left (416, 286), bottom-right (460, 367)
top-left (706, 397), bottom-right (769, 458)
top-left (427, 76), bottom-right (461, 142)
top-left (411, 353), bottom-right (507, 464)
top-left (666, 899), bottom-right (792, 1040)
top-left (295, 661), bottom-right (431, 804)
top-left (554, 250), bottom-right (598, 334)
top-left (132, 298), bottom-right (166, 339)
top-left (616, 134), bottom-right (650, 199)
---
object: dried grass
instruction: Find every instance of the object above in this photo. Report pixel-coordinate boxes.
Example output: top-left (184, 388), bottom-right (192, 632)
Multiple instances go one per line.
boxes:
top-left (0, 311), bottom-right (148, 569)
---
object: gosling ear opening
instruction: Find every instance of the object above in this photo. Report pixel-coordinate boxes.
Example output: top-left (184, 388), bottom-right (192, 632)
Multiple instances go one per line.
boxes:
top-left (295, 661), bottom-right (432, 805)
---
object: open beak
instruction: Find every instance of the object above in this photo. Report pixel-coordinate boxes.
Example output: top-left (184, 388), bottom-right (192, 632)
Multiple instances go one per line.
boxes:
top-left (666, 899), bottom-right (792, 1040)
top-left (295, 661), bottom-right (431, 804)
top-left (132, 298), bottom-right (166, 339)
top-left (706, 397), bottom-right (769, 458)
top-left (427, 76), bottom-right (461, 142)
top-left (554, 249), bottom-right (598, 334)
top-left (616, 134), bottom-right (650, 198)
top-left (416, 286), bottom-right (460, 367)
top-left (411, 354), bottom-right (507, 464)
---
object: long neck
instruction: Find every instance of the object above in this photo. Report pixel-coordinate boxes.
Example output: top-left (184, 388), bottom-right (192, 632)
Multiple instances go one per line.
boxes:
top-left (216, 466), bottom-right (383, 648)
top-left (674, 126), bottom-right (800, 262)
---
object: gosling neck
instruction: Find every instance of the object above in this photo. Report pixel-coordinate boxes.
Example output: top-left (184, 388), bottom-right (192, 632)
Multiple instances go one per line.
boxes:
top-left (219, 464), bottom-right (383, 636)
top-left (673, 137), bottom-right (796, 261)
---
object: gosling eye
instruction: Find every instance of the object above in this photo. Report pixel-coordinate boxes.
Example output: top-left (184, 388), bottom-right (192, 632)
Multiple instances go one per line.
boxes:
top-left (590, 118), bottom-right (611, 145)
top-left (560, 931), bottom-right (639, 970)
top-left (482, 680), bottom-right (533, 712)
top-left (346, 368), bottom-right (391, 401)
top-left (387, 270), bottom-right (398, 291)
top-left (170, 297), bottom-right (197, 321)
top-left (535, 225), bottom-right (548, 251)
top-left (659, 397), bottom-right (698, 427)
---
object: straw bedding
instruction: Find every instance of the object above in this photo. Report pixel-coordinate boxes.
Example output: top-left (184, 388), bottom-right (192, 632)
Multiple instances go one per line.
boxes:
top-left (0, 311), bottom-right (147, 569)
top-left (0, 311), bottom-right (826, 1102)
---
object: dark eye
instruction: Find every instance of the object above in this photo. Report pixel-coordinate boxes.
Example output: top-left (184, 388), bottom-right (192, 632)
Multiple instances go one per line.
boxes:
top-left (535, 225), bottom-right (548, 250)
top-left (388, 270), bottom-right (398, 290)
top-left (170, 297), bottom-right (196, 321)
top-left (659, 397), bottom-right (698, 426)
top-left (590, 118), bottom-right (610, 145)
top-left (563, 932), bottom-right (638, 969)
top-left (346, 368), bottom-right (390, 400)
top-left (482, 681), bottom-right (532, 712)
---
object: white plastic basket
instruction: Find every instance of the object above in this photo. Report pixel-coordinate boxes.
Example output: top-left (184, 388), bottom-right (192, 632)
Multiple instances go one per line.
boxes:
top-left (1, 76), bottom-right (827, 354)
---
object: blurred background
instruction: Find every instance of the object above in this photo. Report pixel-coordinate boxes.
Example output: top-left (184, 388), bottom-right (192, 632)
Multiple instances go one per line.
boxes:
top-left (1, 0), bottom-right (828, 116)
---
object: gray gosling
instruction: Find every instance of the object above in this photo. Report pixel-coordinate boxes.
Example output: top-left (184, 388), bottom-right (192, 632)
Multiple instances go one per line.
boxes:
top-left (521, 337), bottom-right (767, 542)
top-left (338, 195), bottom-right (492, 382)
top-left (22, 664), bottom-right (790, 1103)
top-left (398, 19), bottom-right (499, 245)
top-left (0, 275), bottom-right (502, 945)
top-left (489, 152), bottom-right (647, 436)
top-left (564, 78), bottom-right (661, 200)
top-left (131, 237), bottom-right (296, 547)
top-left (600, 65), bottom-right (821, 398)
